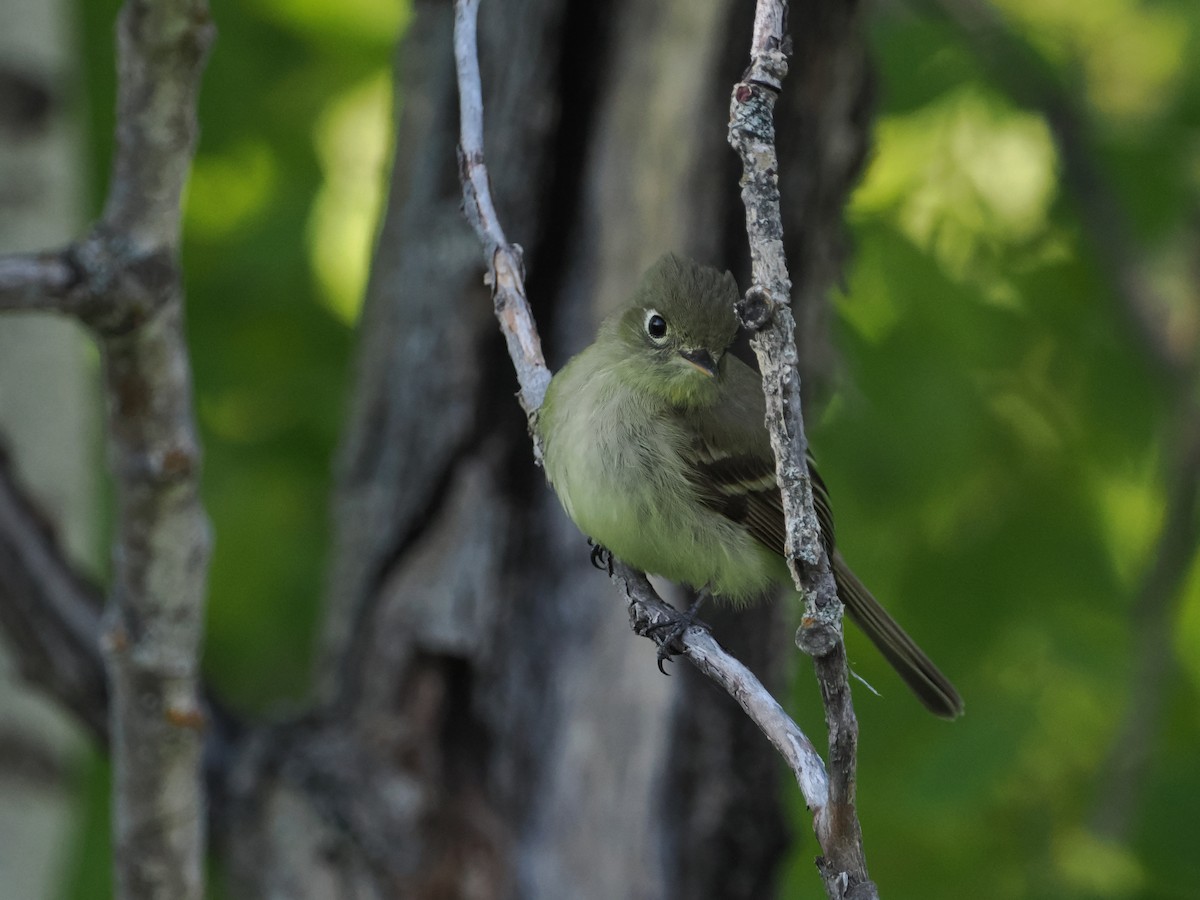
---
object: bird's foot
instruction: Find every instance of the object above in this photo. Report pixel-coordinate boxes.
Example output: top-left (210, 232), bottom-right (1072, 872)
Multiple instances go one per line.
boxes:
top-left (588, 539), bottom-right (613, 575)
top-left (646, 590), bottom-right (711, 675)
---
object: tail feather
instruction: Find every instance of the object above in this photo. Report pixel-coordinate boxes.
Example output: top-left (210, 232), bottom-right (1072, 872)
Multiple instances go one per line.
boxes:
top-left (833, 552), bottom-right (964, 719)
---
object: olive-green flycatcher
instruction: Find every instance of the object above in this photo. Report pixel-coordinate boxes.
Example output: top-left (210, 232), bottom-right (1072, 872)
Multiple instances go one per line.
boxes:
top-left (539, 253), bottom-right (963, 718)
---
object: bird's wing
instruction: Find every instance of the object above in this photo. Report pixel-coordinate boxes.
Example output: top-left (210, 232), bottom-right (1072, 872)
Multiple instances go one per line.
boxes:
top-left (681, 358), bottom-right (964, 718)
top-left (679, 356), bottom-right (835, 559)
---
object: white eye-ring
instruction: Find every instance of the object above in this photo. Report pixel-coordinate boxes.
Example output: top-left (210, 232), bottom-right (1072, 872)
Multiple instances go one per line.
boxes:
top-left (644, 309), bottom-right (668, 342)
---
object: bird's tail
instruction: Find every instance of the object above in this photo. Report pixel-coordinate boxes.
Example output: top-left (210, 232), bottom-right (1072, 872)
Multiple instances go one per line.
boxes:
top-left (833, 552), bottom-right (964, 719)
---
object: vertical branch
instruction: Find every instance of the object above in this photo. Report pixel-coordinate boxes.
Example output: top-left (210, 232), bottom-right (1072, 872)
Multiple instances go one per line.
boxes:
top-left (728, 2), bottom-right (874, 896)
top-left (0, 1), bottom-right (215, 893)
top-left (101, 305), bottom-right (211, 900)
top-left (97, 2), bottom-right (215, 898)
top-left (453, 0), bottom-right (551, 428)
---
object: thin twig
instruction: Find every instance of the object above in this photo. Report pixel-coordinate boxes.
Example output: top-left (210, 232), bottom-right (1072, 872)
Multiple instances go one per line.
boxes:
top-left (450, 0), bottom-right (833, 837)
top-left (453, 0), bottom-right (550, 431)
top-left (728, 2), bottom-right (874, 896)
top-left (0, 253), bottom-right (77, 312)
top-left (617, 563), bottom-right (831, 812)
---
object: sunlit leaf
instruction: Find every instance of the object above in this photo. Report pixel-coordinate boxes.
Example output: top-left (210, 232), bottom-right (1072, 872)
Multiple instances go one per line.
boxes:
top-left (307, 71), bottom-right (393, 325)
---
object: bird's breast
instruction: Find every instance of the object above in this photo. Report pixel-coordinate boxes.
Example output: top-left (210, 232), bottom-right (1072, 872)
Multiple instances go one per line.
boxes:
top-left (542, 365), bottom-right (778, 601)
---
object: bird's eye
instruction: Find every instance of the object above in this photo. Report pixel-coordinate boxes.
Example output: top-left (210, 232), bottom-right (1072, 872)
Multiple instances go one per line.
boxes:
top-left (645, 311), bottom-right (668, 341)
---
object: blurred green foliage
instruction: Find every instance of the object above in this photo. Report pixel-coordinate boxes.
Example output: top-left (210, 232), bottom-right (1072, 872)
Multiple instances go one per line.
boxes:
top-left (66, 0), bottom-right (1198, 897)
top-left (784, 1), bottom-right (1200, 898)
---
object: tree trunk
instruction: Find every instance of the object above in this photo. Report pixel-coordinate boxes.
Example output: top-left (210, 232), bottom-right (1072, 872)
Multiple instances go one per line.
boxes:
top-left (0, 0), bottom-right (98, 897)
top-left (222, 1), bottom-right (870, 898)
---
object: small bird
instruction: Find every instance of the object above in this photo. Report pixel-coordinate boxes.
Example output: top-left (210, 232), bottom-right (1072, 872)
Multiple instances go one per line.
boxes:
top-left (538, 253), bottom-right (963, 719)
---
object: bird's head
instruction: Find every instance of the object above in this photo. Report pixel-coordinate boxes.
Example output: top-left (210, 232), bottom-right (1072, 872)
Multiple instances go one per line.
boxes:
top-left (606, 253), bottom-right (740, 406)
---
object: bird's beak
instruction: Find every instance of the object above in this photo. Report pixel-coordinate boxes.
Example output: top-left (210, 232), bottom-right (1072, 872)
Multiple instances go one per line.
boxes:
top-left (679, 348), bottom-right (719, 378)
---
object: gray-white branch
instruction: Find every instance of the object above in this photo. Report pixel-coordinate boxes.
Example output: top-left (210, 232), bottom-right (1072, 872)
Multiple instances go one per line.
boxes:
top-left (728, 1), bottom-right (875, 896)
top-left (617, 562), bottom-right (830, 812)
top-left (453, 0), bottom-right (550, 429)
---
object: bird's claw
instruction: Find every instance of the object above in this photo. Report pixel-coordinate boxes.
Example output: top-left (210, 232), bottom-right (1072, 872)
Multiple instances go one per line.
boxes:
top-left (655, 643), bottom-right (678, 675)
top-left (588, 539), bottom-right (613, 575)
top-left (646, 616), bottom-right (695, 675)
top-left (646, 590), bottom-right (711, 675)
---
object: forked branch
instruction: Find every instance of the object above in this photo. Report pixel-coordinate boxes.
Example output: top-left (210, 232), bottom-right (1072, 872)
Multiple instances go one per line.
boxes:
top-left (451, 1), bottom-right (860, 895)
top-left (0, 2), bottom-right (216, 899)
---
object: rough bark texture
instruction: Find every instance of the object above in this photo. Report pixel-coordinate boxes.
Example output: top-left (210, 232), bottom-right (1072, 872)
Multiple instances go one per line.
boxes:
top-left (0, 1), bottom-right (215, 897)
top-left (96, 6), bottom-right (215, 899)
top-left (728, 3), bottom-right (875, 896)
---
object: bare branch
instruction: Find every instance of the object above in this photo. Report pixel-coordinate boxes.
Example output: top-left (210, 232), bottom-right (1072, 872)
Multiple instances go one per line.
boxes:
top-left (105, 0), bottom-right (214, 249)
top-left (0, 252), bottom-right (77, 312)
top-left (728, 2), bottom-right (874, 895)
top-left (1, 439), bottom-right (242, 840)
top-left (0, 0), bottom-right (213, 321)
top-left (0, 450), bottom-right (108, 741)
top-left (92, 1), bottom-right (216, 896)
top-left (451, 0), bottom-right (834, 856)
top-left (0, 231), bottom-right (180, 334)
top-left (0, 0), bottom-right (215, 896)
top-left (617, 563), bottom-right (830, 811)
top-left (453, 0), bottom-right (550, 429)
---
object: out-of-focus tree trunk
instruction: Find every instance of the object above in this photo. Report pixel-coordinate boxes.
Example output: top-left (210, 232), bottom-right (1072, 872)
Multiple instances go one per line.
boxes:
top-left (223, 1), bottom-right (870, 898)
top-left (0, 0), bottom-right (97, 896)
